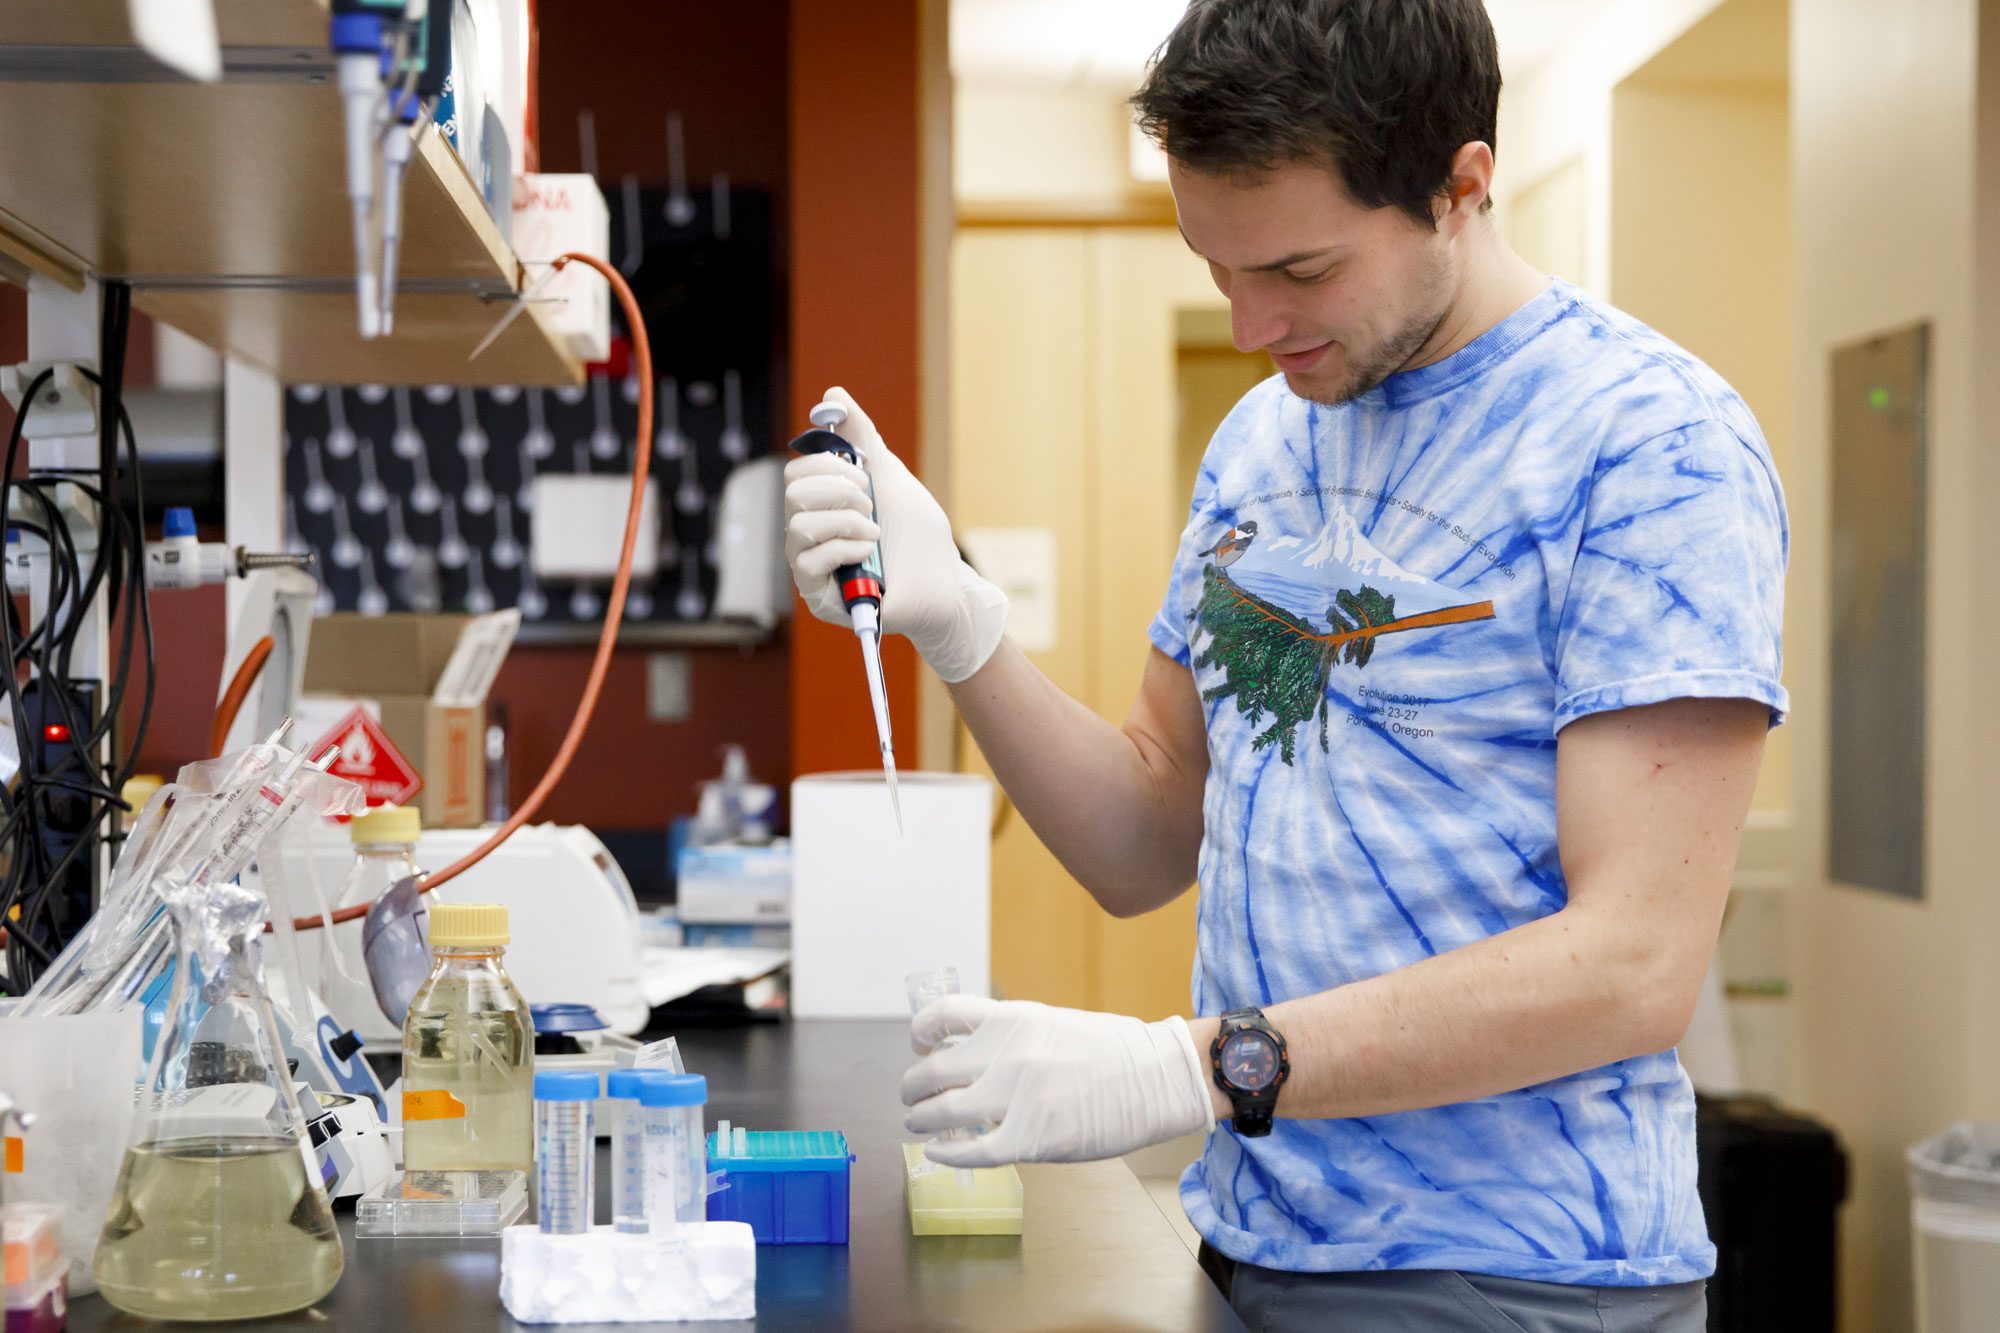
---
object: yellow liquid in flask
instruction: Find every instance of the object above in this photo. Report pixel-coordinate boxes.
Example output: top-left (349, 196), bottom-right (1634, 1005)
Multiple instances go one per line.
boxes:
top-left (95, 1135), bottom-right (343, 1320)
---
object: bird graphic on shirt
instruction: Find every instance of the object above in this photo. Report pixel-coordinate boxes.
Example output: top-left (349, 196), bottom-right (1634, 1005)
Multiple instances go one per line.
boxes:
top-left (1197, 521), bottom-right (1258, 568)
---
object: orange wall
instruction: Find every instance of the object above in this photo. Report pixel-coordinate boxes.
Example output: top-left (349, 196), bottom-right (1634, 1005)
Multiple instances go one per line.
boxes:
top-left (787, 0), bottom-right (923, 777)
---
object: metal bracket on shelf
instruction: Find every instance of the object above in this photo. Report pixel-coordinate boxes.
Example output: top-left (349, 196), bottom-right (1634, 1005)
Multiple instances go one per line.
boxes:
top-left (0, 362), bottom-right (96, 440)
top-left (0, 44), bottom-right (334, 84)
top-left (112, 273), bottom-right (517, 298)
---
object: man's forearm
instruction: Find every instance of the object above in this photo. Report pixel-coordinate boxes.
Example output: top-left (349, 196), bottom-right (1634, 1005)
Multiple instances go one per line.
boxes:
top-left (1186, 899), bottom-right (1714, 1123)
top-left (1188, 697), bottom-right (1760, 1124)
top-left (946, 640), bottom-right (1204, 917)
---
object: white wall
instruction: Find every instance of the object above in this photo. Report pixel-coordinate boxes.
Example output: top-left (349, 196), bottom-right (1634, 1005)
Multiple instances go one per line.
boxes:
top-left (1495, 0), bottom-right (1724, 294)
top-left (1790, 1), bottom-right (1997, 1328)
top-left (1610, 78), bottom-right (1794, 815)
top-left (954, 80), bottom-right (1143, 207)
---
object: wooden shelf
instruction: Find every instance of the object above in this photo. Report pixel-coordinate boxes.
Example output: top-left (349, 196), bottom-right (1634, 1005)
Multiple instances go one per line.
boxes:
top-left (512, 619), bottom-right (779, 650)
top-left (0, 0), bottom-right (582, 387)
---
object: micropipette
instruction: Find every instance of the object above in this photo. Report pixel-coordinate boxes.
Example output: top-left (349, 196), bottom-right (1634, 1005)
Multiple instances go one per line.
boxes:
top-left (789, 401), bottom-right (902, 831)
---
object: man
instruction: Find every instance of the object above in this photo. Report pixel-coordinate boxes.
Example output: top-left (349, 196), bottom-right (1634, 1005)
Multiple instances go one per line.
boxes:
top-left (785, 1), bottom-right (1785, 1328)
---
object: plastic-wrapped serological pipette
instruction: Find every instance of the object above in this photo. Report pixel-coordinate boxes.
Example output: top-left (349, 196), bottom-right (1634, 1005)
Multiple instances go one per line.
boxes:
top-left (17, 723), bottom-right (363, 1016)
top-left (789, 403), bottom-right (902, 832)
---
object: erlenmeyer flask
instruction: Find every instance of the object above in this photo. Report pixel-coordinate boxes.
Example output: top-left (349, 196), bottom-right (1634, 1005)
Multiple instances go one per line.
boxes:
top-left (95, 934), bottom-right (343, 1319)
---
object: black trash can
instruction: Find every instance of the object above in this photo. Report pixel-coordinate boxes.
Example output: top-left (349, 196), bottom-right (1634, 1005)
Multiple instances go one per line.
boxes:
top-left (1696, 1092), bottom-right (1849, 1333)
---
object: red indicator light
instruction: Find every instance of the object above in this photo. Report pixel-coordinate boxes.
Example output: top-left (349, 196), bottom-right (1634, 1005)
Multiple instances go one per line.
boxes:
top-left (42, 723), bottom-right (68, 743)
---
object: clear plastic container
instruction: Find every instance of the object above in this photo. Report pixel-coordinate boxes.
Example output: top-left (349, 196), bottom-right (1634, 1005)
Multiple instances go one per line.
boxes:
top-left (1911, 1122), bottom-right (2000, 1332)
top-left (639, 1074), bottom-right (707, 1229)
top-left (534, 1072), bottom-right (597, 1235)
top-left (327, 805), bottom-right (424, 1031)
top-left (354, 1169), bottom-right (528, 1237)
top-left (906, 966), bottom-right (960, 1015)
top-left (907, 966), bottom-right (974, 1186)
top-left (401, 904), bottom-right (534, 1174)
top-left (606, 1070), bottom-right (651, 1233)
top-left (902, 1143), bottom-right (1023, 1235)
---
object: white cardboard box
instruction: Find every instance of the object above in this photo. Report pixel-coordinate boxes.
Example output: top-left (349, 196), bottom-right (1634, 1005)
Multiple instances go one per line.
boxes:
top-left (677, 841), bottom-right (791, 925)
top-left (789, 773), bottom-right (993, 1018)
top-left (511, 173), bottom-right (611, 364)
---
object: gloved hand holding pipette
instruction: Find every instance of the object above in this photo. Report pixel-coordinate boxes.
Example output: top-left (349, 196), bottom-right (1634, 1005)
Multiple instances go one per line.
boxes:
top-left (785, 388), bottom-right (1010, 686)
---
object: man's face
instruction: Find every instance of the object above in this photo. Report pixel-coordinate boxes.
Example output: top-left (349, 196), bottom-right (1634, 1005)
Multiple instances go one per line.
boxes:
top-left (1171, 158), bottom-right (1459, 405)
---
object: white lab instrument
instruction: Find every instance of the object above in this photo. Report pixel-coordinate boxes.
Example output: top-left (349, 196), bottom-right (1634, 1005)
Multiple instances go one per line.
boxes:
top-left (289, 823), bottom-right (649, 1043)
top-left (300, 1088), bottom-right (396, 1204)
top-left (217, 568), bottom-right (318, 757)
top-left (790, 774), bottom-right (993, 1018)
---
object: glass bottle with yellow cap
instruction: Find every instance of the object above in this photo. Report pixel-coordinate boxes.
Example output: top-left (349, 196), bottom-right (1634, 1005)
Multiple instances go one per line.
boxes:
top-left (327, 803), bottom-right (426, 1034)
top-left (400, 903), bottom-right (534, 1173)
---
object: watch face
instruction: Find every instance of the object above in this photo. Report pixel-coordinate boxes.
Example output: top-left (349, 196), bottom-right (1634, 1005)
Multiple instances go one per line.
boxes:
top-left (1220, 1030), bottom-right (1279, 1091)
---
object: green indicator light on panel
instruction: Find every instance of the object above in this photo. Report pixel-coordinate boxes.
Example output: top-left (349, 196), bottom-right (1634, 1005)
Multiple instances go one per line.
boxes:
top-left (1868, 385), bottom-right (1891, 410)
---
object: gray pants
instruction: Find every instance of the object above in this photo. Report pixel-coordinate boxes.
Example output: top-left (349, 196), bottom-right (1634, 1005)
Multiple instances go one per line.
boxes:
top-left (1206, 1249), bottom-right (1707, 1332)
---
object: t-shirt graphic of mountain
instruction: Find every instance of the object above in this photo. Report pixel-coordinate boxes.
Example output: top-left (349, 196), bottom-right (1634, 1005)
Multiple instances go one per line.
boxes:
top-left (1189, 510), bottom-right (1495, 762)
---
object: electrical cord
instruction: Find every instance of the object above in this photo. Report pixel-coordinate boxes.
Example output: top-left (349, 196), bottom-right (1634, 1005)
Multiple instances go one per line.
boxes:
top-left (0, 281), bottom-right (154, 991)
top-left (291, 250), bottom-right (652, 931)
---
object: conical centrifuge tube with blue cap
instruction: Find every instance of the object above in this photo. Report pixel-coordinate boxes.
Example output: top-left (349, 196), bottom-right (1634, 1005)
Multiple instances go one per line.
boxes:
top-left (790, 400), bottom-right (902, 832)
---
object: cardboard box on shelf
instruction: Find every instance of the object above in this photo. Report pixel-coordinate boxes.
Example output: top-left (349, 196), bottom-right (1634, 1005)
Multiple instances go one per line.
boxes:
top-left (301, 611), bottom-right (521, 828)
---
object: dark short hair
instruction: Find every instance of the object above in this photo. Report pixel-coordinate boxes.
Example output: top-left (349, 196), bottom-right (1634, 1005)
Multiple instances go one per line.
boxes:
top-left (1132, 0), bottom-right (1501, 228)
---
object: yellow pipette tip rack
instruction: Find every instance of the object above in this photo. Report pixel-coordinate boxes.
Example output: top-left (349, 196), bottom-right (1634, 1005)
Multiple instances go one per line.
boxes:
top-left (902, 1142), bottom-right (1023, 1236)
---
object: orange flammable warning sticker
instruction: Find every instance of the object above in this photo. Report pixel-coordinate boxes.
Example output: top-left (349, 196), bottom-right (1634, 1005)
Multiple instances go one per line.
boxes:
top-left (401, 1089), bottom-right (467, 1121)
top-left (3, 1136), bottom-right (21, 1172)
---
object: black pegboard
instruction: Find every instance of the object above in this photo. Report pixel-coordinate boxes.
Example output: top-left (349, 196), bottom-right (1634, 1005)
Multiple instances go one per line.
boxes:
top-left (285, 185), bottom-right (777, 625)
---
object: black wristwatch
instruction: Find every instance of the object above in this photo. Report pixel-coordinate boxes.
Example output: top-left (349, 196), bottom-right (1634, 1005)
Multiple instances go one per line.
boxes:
top-left (1210, 1007), bottom-right (1290, 1137)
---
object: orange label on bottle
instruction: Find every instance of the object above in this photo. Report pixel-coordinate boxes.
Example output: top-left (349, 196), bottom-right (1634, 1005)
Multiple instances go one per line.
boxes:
top-left (401, 1089), bottom-right (467, 1121)
top-left (3, 1136), bottom-right (21, 1172)
top-left (4, 1238), bottom-right (24, 1286)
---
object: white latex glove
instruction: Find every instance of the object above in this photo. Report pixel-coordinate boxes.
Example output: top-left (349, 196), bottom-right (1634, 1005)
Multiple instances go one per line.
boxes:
top-left (784, 387), bottom-right (1009, 684)
top-left (900, 995), bottom-right (1216, 1167)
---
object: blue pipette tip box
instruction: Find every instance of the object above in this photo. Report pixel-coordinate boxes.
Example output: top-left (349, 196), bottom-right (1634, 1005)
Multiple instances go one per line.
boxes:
top-left (705, 1130), bottom-right (852, 1245)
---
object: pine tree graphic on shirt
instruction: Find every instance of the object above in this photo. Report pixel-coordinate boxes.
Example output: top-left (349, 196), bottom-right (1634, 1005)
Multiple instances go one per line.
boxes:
top-left (1191, 562), bottom-right (1495, 762)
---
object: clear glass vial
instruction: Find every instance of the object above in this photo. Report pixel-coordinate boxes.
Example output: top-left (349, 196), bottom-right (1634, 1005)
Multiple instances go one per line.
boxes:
top-left (401, 903), bottom-right (534, 1173)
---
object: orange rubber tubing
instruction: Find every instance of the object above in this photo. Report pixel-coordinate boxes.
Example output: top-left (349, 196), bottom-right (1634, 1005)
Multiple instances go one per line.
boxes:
top-left (291, 252), bottom-right (651, 931)
top-left (211, 636), bottom-right (275, 759)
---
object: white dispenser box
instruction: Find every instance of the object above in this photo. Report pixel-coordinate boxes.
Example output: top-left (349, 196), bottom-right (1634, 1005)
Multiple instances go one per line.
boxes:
top-left (789, 773), bottom-right (993, 1018)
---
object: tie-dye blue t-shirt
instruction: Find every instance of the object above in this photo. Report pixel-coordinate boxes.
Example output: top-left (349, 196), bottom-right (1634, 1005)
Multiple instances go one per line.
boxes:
top-left (1150, 279), bottom-right (1787, 1287)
